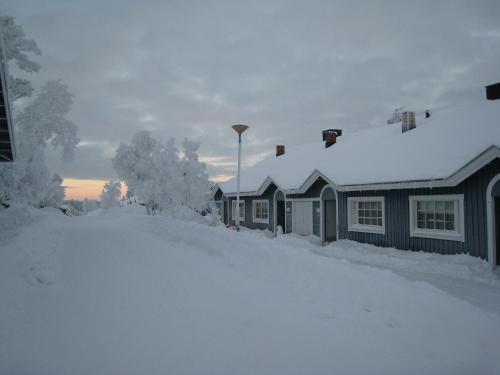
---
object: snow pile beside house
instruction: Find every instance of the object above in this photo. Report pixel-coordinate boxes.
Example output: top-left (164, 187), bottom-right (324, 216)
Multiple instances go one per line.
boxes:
top-left (314, 240), bottom-right (499, 285)
top-left (1, 207), bottom-right (500, 374)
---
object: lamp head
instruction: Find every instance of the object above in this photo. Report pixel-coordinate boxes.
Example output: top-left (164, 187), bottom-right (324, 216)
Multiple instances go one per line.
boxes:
top-left (231, 124), bottom-right (249, 135)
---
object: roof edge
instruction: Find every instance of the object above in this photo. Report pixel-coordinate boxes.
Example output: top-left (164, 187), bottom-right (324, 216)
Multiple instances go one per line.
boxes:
top-left (337, 146), bottom-right (500, 191)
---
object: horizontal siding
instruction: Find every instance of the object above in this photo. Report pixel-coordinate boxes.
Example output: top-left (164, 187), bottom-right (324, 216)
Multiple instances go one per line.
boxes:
top-left (338, 159), bottom-right (500, 259)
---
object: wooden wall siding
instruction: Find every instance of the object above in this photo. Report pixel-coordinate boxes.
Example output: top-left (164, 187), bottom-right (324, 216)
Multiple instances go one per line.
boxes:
top-left (228, 184), bottom-right (276, 231)
top-left (338, 159), bottom-right (500, 260)
top-left (287, 177), bottom-right (327, 199)
top-left (313, 201), bottom-right (320, 236)
top-left (286, 201), bottom-right (293, 233)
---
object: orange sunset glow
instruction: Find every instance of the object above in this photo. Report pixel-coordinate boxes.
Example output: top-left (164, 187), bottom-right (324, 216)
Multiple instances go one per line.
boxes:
top-left (62, 179), bottom-right (128, 200)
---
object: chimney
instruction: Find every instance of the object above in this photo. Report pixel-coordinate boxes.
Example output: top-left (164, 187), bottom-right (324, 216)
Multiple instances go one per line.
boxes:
top-left (322, 129), bottom-right (343, 148)
top-left (401, 111), bottom-right (416, 133)
top-left (486, 82), bottom-right (500, 100)
top-left (276, 145), bottom-right (285, 157)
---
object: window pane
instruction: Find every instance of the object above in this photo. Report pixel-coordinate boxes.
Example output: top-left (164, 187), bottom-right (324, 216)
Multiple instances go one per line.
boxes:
top-left (417, 211), bottom-right (425, 221)
top-left (445, 213), bottom-right (454, 222)
top-left (436, 201), bottom-right (445, 211)
top-left (424, 201), bottom-right (434, 211)
top-left (417, 220), bottom-right (425, 229)
top-left (359, 217), bottom-right (365, 225)
top-left (425, 213), bottom-right (435, 221)
top-left (445, 201), bottom-right (454, 211)
top-left (445, 222), bottom-right (455, 230)
top-left (436, 213), bottom-right (444, 221)
top-left (436, 221), bottom-right (444, 230)
top-left (377, 218), bottom-right (382, 226)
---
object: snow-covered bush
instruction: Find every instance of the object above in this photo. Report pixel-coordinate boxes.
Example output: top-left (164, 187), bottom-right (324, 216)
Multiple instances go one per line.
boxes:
top-left (112, 131), bottom-right (211, 215)
top-left (82, 199), bottom-right (100, 214)
top-left (100, 180), bottom-right (121, 209)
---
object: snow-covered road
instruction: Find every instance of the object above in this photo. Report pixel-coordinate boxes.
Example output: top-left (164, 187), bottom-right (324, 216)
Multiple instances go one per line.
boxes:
top-left (1, 206), bottom-right (500, 374)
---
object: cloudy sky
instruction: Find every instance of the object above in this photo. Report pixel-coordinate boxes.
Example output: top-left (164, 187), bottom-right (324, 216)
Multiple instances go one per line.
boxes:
top-left (3, 0), bottom-right (500, 198)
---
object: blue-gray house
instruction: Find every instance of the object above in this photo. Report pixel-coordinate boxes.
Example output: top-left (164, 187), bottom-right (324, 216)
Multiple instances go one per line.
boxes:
top-left (212, 96), bottom-right (500, 269)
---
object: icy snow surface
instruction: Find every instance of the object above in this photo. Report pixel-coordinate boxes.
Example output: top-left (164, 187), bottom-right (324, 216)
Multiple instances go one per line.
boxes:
top-left (1, 206), bottom-right (500, 374)
top-left (220, 101), bottom-right (500, 193)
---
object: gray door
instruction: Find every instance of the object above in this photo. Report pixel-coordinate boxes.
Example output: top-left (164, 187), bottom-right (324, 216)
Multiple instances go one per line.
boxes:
top-left (324, 200), bottom-right (336, 242)
top-left (293, 201), bottom-right (312, 235)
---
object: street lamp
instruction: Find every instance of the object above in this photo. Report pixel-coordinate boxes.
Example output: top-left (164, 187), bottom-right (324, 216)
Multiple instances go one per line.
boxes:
top-left (231, 124), bottom-right (249, 231)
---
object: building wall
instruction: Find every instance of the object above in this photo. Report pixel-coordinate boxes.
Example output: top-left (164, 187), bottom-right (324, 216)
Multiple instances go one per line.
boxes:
top-left (227, 184), bottom-right (276, 231)
top-left (213, 188), bottom-right (223, 201)
top-left (285, 201), bottom-right (293, 233)
top-left (287, 178), bottom-right (327, 199)
top-left (337, 158), bottom-right (500, 260)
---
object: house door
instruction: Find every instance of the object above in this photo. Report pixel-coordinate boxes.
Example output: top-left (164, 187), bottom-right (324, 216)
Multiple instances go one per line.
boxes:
top-left (324, 200), bottom-right (337, 242)
top-left (496, 197), bottom-right (500, 266)
top-left (293, 201), bottom-right (312, 236)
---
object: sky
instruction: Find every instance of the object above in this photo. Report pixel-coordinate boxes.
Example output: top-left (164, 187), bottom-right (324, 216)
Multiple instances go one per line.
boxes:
top-left (2, 0), bottom-right (500, 199)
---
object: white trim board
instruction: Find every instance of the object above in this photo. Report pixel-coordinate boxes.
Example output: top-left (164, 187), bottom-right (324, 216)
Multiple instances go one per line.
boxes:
top-left (252, 199), bottom-right (270, 224)
top-left (319, 184), bottom-right (338, 244)
top-left (347, 196), bottom-right (386, 234)
top-left (408, 194), bottom-right (465, 242)
top-left (486, 174), bottom-right (500, 270)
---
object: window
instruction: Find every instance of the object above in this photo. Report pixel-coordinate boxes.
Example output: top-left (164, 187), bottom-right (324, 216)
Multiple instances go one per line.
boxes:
top-left (409, 195), bottom-right (464, 241)
top-left (348, 196), bottom-right (385, 234)
top-left (252, 200), bottom-right (269, 223)
top-left (231, 200), bottom-right (245, 222)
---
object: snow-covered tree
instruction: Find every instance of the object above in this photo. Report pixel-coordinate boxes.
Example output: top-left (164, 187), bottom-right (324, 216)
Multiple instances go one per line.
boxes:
top-left (180, 138), bottom-right (210, 212)
top-left (0, 16), bottom-right (80, 208)
top-left (100, 180), bottom-right (121, 209)
top-left (0, 15), bottom-right (41, 100)
top-left (82, 199), bottom-right (99, 214)
top-left (0, 81), bottom-right (79, 206)
top-left (39, 174), bottom-right (65, 208)
top-left (112, 131), bottom-right (211, 215)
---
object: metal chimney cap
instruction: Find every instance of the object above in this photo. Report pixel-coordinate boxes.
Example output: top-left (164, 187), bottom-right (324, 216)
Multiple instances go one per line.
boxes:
top-left (231, 124), bottom-right (249, 134)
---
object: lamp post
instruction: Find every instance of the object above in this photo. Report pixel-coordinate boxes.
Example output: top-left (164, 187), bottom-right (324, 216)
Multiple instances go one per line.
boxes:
top-left (231, 124), bottom-right (249, 231)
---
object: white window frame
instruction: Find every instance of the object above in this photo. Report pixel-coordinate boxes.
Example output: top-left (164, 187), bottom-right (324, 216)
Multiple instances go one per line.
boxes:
top-left (252, 199), bottom-right (269, 224)
top-left (347, 196), bottom-right (385, 234)
top-left (409, 194), bottom-right (465, 242)
top-left (231, 200), bottom-right (245, 223)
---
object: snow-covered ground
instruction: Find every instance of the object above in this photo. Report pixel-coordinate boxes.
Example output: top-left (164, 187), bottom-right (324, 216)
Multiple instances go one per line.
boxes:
top-left (1, 206), bottom-right (500, 374)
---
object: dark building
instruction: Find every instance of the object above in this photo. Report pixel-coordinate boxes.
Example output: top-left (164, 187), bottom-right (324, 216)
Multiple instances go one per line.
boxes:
top-left (0, 39), bottom-right (15, 162)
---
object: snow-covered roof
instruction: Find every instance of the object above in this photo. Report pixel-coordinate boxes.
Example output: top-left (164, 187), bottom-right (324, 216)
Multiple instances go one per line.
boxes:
top-left (219, 101), bottom-right (500, 194)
